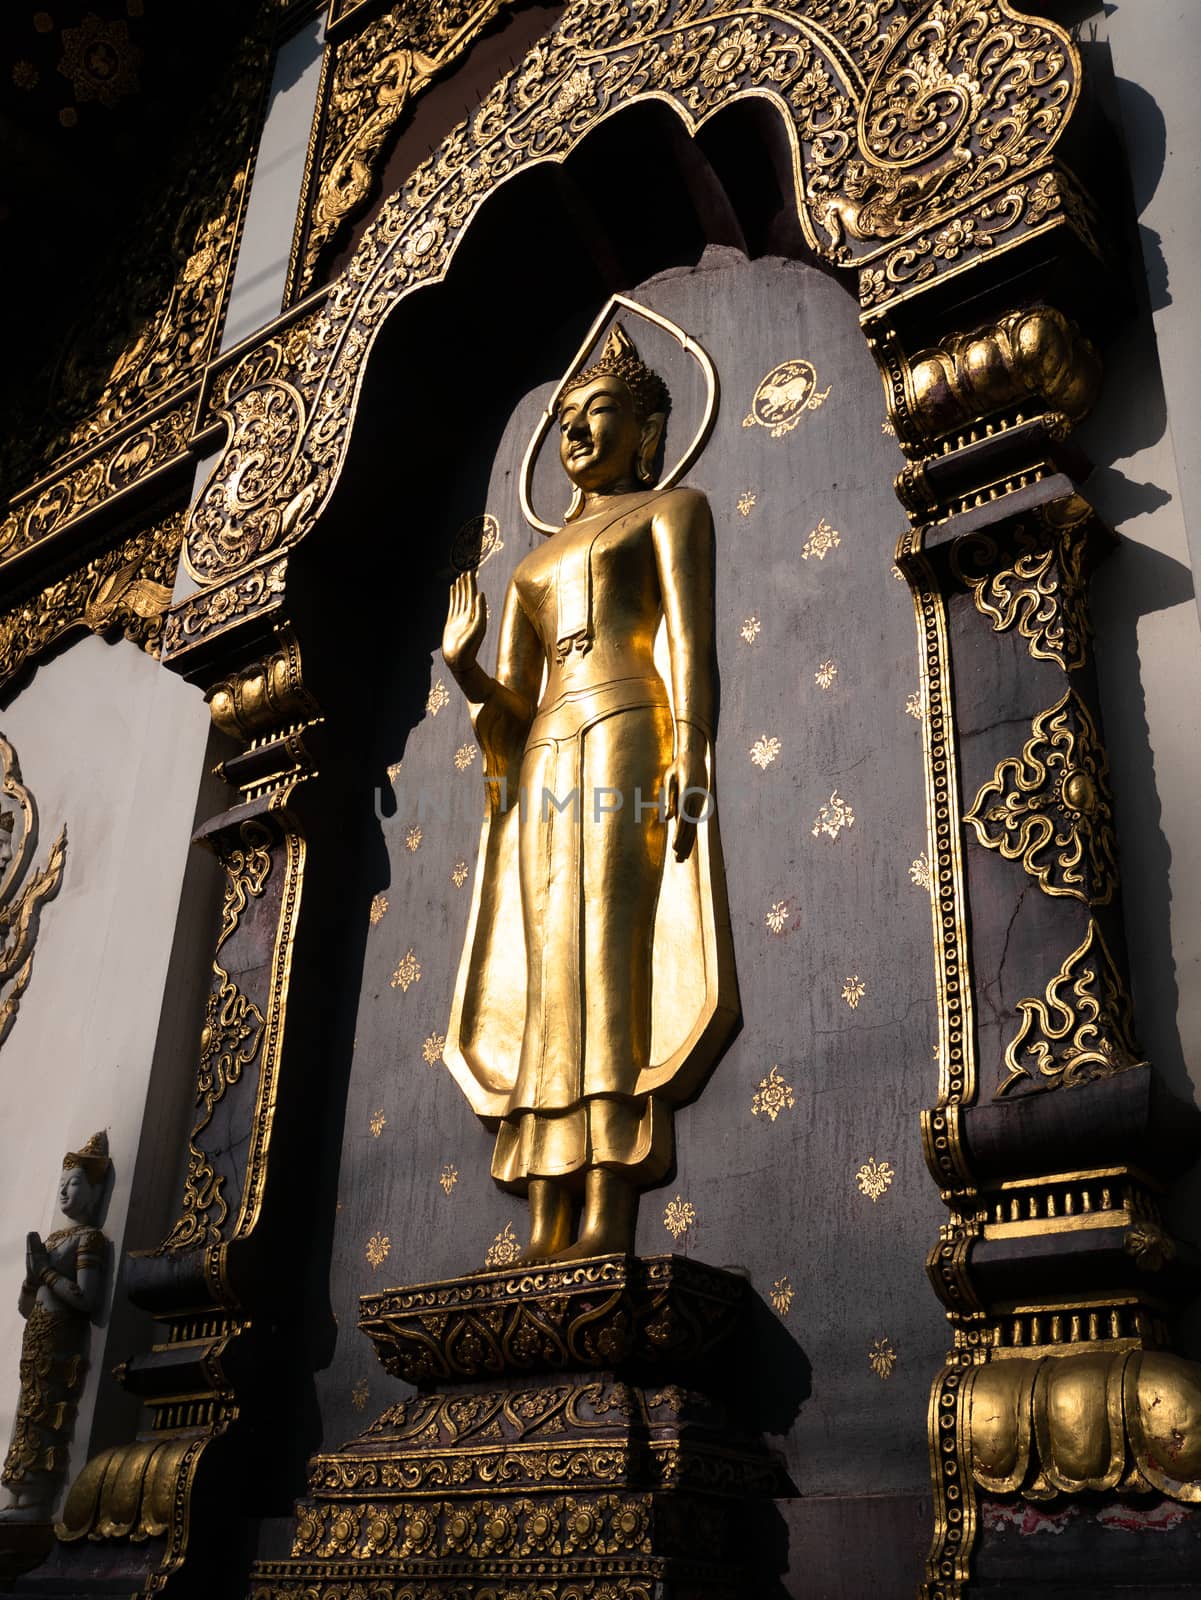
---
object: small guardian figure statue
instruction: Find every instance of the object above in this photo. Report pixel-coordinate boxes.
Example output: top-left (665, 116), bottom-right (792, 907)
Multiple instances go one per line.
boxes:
top-left (0, 1132), bottom-right (110, 1522)
top-left (442, 324), bottom-right (737, 1263)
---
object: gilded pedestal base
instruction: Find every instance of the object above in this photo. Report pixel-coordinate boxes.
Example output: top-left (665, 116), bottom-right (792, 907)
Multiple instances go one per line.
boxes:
top-left (249, 1256), bottom-right (789, 1598)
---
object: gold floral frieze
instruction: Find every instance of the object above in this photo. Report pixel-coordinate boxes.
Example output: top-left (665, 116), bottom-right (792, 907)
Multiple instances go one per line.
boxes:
top-left (965, 689), bottom-right (1118, 905)
top-left (179, 0), bottom-right (1083, 602)
top-left (0, 508), bottom-right (180, 692)
top-left (999, 920), bottom-right (1144, 1097)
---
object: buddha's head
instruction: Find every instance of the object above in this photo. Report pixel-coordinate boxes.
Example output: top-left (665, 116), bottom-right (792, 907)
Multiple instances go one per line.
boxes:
top-left (558, 325), bottom-right (670, 514)
top-left (59, 1131), bottom-right (110, 1224)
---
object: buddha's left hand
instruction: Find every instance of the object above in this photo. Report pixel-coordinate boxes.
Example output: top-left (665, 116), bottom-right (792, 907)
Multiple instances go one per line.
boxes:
top-left (665, 733), bottom-right (709, 862)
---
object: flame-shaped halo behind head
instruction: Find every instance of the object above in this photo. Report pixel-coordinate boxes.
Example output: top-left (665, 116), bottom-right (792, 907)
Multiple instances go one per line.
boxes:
top-left (519, 293), bottom-right (719, 536)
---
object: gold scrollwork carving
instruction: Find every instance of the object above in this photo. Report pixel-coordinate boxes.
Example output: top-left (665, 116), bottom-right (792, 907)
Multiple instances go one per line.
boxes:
top-left (0, 735), bottom-right (67, 1051)
top-left (965, 690), bottom-right (1118, 906)
top-left (183, 0), bottom-right (1081, 594)
top-left (0, 402), bottom-right (193, 566)
top-left (0, 509), bottom-right (181, 693)
top-left (999, 921), bottom-right (1144, 1098)
top-left (161, 823), bottom-right (272, 1251)
top-left (161, 558), bottom-right (289, 659)
top-left (0, 31), bottom-right (272, 576)
top-left (294, 0), bottom-right (519, 300)
top-left (951, 522), bottom-right (1091, 671)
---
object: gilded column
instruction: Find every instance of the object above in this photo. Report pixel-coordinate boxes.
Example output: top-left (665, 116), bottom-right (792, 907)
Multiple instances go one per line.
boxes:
top-left (873, 307), bottom-right (1201, 1595)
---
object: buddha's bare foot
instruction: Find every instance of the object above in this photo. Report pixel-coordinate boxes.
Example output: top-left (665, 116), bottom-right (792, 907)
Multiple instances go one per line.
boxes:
top-left (554, 1168), bottom-right (635, 1261)
top-left (516, 1178), bottom-right (573, 1264)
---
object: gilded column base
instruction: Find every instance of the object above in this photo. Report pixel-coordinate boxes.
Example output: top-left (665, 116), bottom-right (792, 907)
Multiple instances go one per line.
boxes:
top-left (249, 1256), bottom-right (790, 1599)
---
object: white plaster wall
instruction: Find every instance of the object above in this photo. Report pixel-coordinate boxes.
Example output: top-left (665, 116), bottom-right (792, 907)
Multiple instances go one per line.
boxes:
top-left (0, 636), bottom-right (210, 1504)
top-left (220, 17), bottom-right (325, 351)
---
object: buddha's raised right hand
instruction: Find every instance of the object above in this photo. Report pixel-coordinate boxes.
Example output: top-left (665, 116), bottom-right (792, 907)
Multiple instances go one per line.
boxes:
top-left (442, 570), bottom-right (488, 681)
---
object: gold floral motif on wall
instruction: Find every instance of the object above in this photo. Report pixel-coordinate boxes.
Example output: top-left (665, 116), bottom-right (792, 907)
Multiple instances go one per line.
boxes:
top-left (422, 1032), bottom-right (445, 1065)
top-left (841, 975), bottom-right (866, 1009)
top-left (390, 948), bottom-right (421, 991)
top-left (749, 734), bottom-right (781, 770)
top-left (425, 681), bottom-right (450, 717)
top-left (909, 851), bottom-right (932, 891)
top-left (765, 900), bottom-right (791, 935)
top-left (484, 1221), bottom-right (520, 1268)
top-left (369, 893), bottom-right (389, 925)
top-left (366, 1232), bottom-right (391, 1269)
top-left (770, 1276), bottom-right (795, 1317)
top-left (802, 518), bottom-right (842, 561)
top-left (663, 1196), bottom-right (696, 1243)
top-left (751, 1066), bottom-right (795, 1122)
top-left (739, 615), bottom-right (762, 644)
top-left (812, 790), bottom-right (855, 840)
top-left (869, 1336), bottom-right (897, 1379)
top-left (855, 1157), bottom-right (895, 1202)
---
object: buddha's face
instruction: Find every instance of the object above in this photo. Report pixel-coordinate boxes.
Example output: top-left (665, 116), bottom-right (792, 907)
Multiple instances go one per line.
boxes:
top-left (59, 1166), bottom-right (96, 1223)
top-left (558, 376), bottom-right (645, 494)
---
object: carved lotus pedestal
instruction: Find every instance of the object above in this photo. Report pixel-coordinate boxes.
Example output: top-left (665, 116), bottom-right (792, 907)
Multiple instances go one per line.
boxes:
top-left (249, 1255), bottom-right (790, 1599)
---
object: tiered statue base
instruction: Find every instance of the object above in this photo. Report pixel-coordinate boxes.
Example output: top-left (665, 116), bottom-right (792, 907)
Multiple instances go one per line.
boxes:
top-left (249, 1254), bottom-right (791, 1599)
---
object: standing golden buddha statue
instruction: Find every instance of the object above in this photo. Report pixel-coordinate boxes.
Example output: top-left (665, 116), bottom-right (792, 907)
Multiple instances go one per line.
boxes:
top-left (442, 324), bottom-right (737, 1263)
top-left (0, 1132), bottom-right (109, 1522)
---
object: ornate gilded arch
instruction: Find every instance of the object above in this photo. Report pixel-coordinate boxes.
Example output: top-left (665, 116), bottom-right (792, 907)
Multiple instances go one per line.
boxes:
top-left (165, 0), bottom-right (1085, 655)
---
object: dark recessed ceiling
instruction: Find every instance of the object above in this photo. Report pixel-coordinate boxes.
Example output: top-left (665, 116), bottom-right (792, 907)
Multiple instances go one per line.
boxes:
top-left (0, 2), bottom-right (247, 482)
